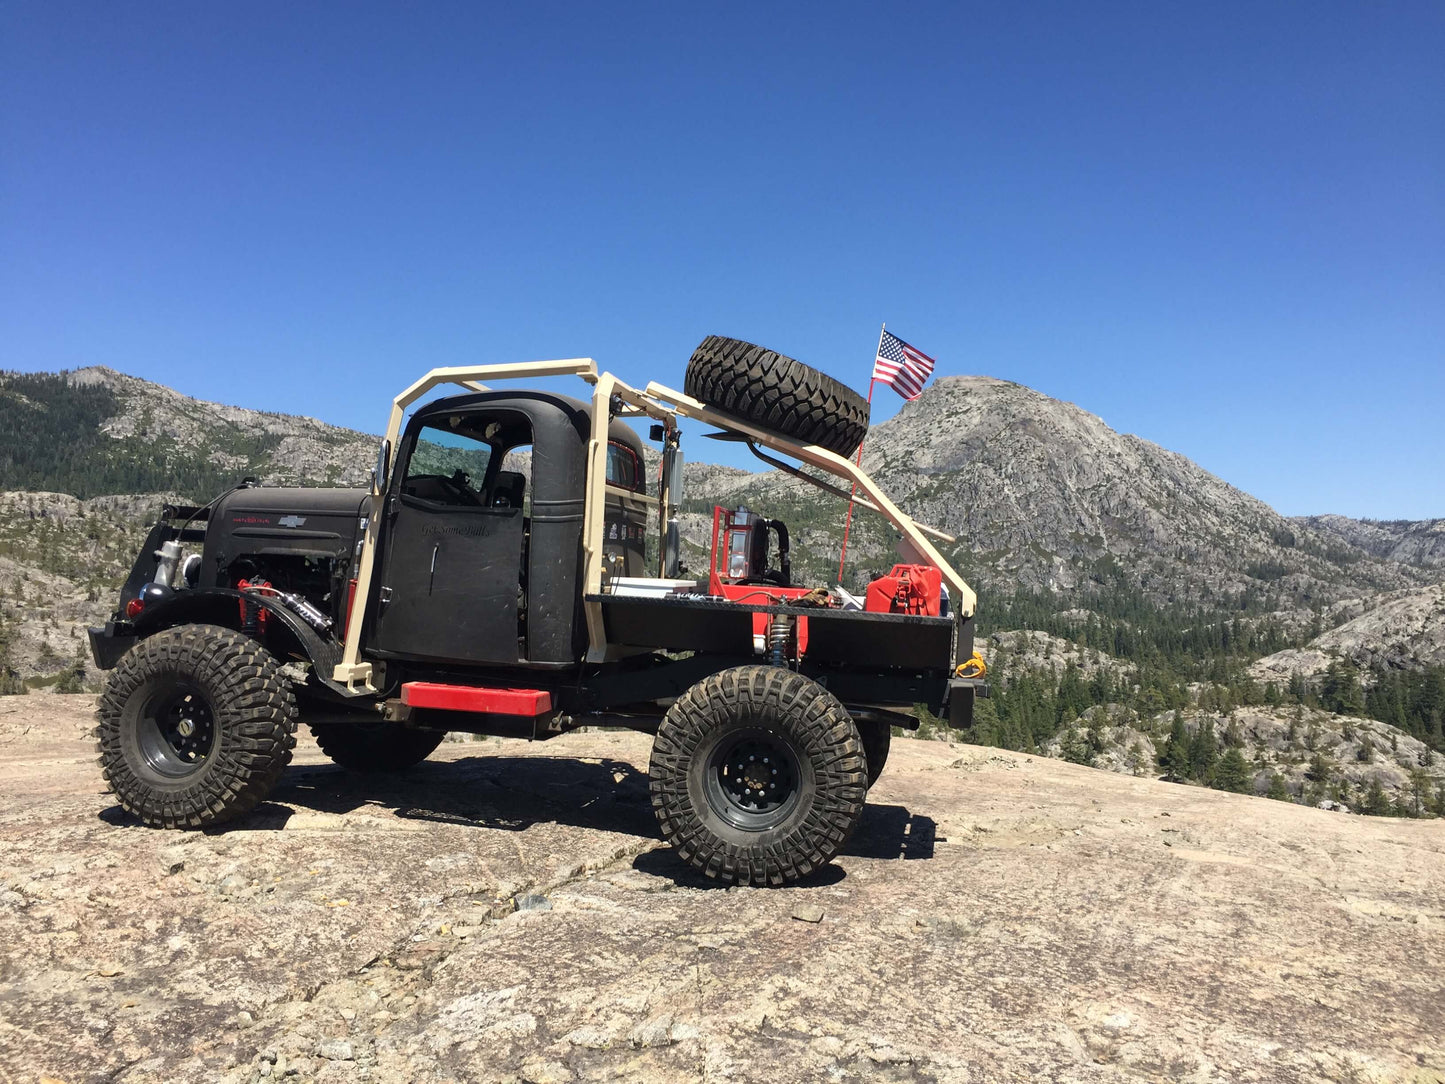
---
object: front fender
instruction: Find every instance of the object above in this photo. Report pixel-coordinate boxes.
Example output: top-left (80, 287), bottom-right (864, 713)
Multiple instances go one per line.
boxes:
top-left (95, 588), bottom-right (356, 698)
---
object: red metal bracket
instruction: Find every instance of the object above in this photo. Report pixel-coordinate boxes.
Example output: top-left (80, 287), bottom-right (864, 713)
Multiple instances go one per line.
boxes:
top-left (401, 682), bottom-right (553, 716)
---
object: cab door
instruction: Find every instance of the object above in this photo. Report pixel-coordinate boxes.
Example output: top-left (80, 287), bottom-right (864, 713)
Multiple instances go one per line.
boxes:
top-left (371, 412), bottom-right (525, 664)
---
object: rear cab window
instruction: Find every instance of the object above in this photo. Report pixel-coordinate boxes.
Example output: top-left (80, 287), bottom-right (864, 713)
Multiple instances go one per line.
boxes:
top-left (607, 441), bottom-right (645, 495)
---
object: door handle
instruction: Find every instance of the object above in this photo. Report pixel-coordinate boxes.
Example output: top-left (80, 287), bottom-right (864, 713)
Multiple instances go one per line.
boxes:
top-left (428, 544), bottom-right (439, 595)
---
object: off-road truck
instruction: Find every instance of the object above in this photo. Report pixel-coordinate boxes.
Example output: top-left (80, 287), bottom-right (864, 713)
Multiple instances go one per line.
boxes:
top-left (89, 336), bottom-right (986, 886)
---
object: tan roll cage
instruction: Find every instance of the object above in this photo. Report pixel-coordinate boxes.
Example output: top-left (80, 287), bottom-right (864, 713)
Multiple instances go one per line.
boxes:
top-left (333, 361), bottom-right (975, 691)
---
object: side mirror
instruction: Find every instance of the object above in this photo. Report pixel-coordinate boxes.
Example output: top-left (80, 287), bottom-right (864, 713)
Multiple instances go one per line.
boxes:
top-left (373, 439), bottom-right (392, 494)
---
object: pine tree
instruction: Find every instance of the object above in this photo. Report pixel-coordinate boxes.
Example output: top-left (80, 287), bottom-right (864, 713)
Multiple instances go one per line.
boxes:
top-left (1361, 778), bottom-right (1390, 816)
top-left (1321, 660), bottom-right (1366, 717)
top-left (1057, 726), bottom-right (1087, 765)
top-left (1266, 772), bottom-right (1290, 802)
top-left (1306, 751), bottom-right (1333, 785)
top-left (969, 697), bottom-right (1000, 746)
top-left (1223, 717), bottom-right (1244, 748)
top-left (1408, 769), bottom-right (1431, 817)
top-left (1162, 712), bottom-right (1191, 781)
top-left (1213, 747), bottom-right (1252, 794)
top-left (1188, 720), bottom-right (1219, 783)
top-left (1056, 661), bottom-right (1088, 722)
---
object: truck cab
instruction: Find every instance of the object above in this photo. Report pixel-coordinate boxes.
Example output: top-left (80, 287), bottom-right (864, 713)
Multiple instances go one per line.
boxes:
top-left (365, 390), bottom-right (646, 668)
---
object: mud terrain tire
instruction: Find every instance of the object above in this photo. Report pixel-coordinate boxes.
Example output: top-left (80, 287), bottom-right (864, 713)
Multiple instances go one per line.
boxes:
top-left (858, 719), bottom-right (892, 788)
top-left (649, 665), bottom-right (867, 886)
top-left (96, 624), bottom-right (296, 828)
top-left (684, 335), bottom-right (870, 457)
top-left (309, 722), bottom-right (445, 773)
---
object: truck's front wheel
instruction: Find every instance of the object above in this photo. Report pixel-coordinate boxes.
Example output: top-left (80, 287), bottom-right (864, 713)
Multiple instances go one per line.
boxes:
top-left (96, 624), bottom-right (297, 828)
top-left (649, 666), bottom-right (867, 886)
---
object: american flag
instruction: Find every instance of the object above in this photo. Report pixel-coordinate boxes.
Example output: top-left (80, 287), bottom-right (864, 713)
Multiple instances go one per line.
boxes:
top-left (872, 330), bottom-right (936, 400)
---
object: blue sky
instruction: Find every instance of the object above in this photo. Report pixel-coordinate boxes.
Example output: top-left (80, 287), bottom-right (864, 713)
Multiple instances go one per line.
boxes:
top-left (2, 2), bottom-right (1440, 517)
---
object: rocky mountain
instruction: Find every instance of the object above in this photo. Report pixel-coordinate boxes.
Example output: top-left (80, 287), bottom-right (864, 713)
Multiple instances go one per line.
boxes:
top-left (1, 367), bottom-right (376, 497)
top-left (1295, 513), bottom-right (1445, 569)
top-left (1250, 582), bottom-right (1445, 682)
top-left (859, 376), bottom-right (1436, 606)
top-left (1047, 701), bottom-right (1444, 807)
top-left (0, 491), bottom-right (167, 690)
top-left (979, 629), bottom-right (1136, 685)
top-left (75, 366), bottom-right (378, 487)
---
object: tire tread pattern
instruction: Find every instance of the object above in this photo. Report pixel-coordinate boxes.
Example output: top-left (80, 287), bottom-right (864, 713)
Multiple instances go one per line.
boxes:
top-left (95, 624), bottom-right (297, 828)
top-left (684, 336), bottom-right (870, 457)
top-left (649, 665), bottom-right (867, 886)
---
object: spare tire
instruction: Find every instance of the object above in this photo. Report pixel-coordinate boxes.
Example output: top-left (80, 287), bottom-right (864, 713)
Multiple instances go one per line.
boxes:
top-left (684, 335), bottom-right (870, 457)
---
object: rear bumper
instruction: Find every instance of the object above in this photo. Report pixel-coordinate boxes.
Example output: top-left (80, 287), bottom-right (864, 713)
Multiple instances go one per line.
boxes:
top-left (88, 623), bottom-right (136, 671)
top-left (947, 677), bottom-right (991, 730)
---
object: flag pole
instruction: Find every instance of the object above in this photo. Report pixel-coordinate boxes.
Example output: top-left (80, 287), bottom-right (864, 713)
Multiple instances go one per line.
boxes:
top-left (837, 322), bottom-right (886, 585)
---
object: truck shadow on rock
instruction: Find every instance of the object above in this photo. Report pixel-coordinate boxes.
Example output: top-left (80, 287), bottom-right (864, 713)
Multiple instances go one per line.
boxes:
top-left (100, 753), bottom-right (937, 884)
top-left (631, 803), bottom-right (935, 889)
top-left (278, 755), bottom-right (664, 839)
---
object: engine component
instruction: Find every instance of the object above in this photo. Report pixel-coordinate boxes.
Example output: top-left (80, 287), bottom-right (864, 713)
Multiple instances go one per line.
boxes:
top-left (153, 540), bottom-right (185, 588)
top-left (237, 578), bottom-right (334, 635)
top-left (180, 553), bottom-right (203, 587)
top-left (237, 578), bottom-right (271, 634)
top-left (280, 592), bottom-right (333, 634)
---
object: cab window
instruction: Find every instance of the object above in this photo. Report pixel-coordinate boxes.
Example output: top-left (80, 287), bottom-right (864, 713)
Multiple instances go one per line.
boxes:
top-left (404, 422), bottom-right (493, 507)
top-left (607, 441), bottom-right (644, 494)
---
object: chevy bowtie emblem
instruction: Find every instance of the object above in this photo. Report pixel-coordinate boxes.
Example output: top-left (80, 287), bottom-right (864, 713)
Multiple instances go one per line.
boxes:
top-left (278, 515), bottom-right (307, 528)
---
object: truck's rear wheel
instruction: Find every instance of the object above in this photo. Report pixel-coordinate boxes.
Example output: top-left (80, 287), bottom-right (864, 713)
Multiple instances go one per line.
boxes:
top-left (96, 625), bottom-right (296, 828)
top-left (684, 335), bottom-right (870, 457)
top-left (308, 722), bottom-right (445, 773)
top-left (649, 665), bottom-right (867, 886)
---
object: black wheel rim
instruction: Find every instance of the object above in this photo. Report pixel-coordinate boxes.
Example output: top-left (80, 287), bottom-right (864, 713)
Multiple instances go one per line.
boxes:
top-left (137, 683), bottom-right (217, 778)
top-left (704, 728), bottom-right (803, 831)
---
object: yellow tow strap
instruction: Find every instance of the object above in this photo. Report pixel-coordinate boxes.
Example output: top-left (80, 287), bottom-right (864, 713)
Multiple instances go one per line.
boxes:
top-left (955, 652), bottom-right (987, 679)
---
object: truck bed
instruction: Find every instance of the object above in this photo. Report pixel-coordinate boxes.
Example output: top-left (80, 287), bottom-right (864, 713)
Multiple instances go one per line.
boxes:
top-left (588, 593), bottom-right (952, 669)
